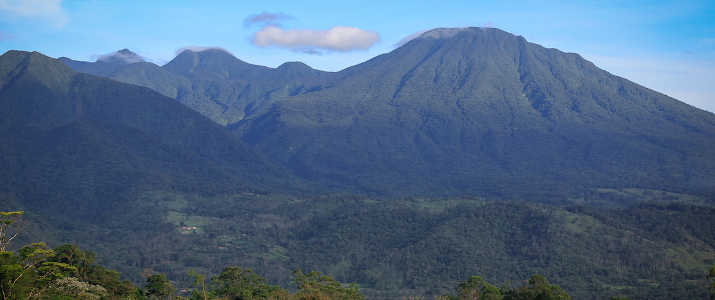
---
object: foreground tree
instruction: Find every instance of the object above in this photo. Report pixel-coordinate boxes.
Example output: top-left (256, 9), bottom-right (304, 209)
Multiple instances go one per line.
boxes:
top-left (1, 210), bottom-right (75, 300)
top-left (46, 276), bottom-right (107, 299)
top-left (455, 276), bottom-right (502, 300)
top-left (0, 211), bottom-right (23, 252)
top-left (145, 273), bottom-right (175, 300)
top-left (293, 269), bottom-right (363, 300)
top-left (188, 270), bottom-right (208, 300)
top-left (708, 265), bottom-right (715, 300)
top-left (503, 275), bottom-right (570, 300)
top-left (209, 266), bottom-right (286, 299)
top-left (0, 211), bottom-right (138, 299)
top-left (442, 274), bottom-right (569, 300)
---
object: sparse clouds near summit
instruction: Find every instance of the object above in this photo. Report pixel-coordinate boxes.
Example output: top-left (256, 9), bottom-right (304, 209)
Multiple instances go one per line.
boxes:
top-left (96, 49), bottom-right (145, 64)
top-left (252, 25), bottom-right (379, 54)
top-left (393, 30), bottom-right (428, 48)
top-left (244, 12), bottom-right (293, 27)
top-left (242, 11), bottom-right (379, 54)
top-left (175, 46), bottom-right (232, 56)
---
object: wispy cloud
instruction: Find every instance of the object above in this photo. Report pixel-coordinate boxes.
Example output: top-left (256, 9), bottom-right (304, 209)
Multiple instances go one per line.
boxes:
top-left (0, 0), bottom-right (68, 27)
top-left (175, 46), bottom-right (232, 56)
top-left (96, 49), bottom-right (145, 64)
top-left (252, 25), bottom-right (379, 54)
top-left (244, 12), bottom-right (292, 27)
top-left (393, 30), bottom-right (428, 48)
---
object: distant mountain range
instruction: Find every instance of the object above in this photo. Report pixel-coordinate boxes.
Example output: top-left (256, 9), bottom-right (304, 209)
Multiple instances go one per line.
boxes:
top-left (58, 27), bottom-right (715, 199)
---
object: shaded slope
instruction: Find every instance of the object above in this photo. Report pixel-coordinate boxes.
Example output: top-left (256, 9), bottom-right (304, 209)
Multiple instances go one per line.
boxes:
top-left (62, 49), bottom-right (333, 126)
top-left (57, 29), bottom-right (715, 198)
top-left (58, 49), bottom-right (145, 77)
top-left (0, 50), bottom-right (290, 222)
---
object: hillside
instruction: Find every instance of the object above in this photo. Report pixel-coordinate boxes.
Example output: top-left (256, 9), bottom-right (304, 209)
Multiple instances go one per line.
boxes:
top-left (61, 48), bottom-right (332, 127)
top-left (0, 50), bottom-right (291, 222)
top-left (17, 191), bottom-right (715, 299)
top-left (5, 26), bottom-right (714, 299)
top-left (61, 28), bottom-right (715, 199)
top-left (234, 27), bottom-right (715, 197)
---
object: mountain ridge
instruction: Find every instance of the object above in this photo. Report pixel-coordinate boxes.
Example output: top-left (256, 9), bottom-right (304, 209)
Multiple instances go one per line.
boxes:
top-left (232, 27), bottom-right (715, 197)
top-left (0, 50), bottom-right (294, 220)
top-left (55, 27), bottom-right (715, 198)
top-left (3, 28), bottom-right (715, 299)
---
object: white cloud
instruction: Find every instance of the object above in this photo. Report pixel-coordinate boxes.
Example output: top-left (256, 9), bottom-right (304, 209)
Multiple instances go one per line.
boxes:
top-left (244, 12), bottom-right (292, 27)
top-left (175, 46), bottom-right (232, 56)
top-left (96, 49), bottom-right (145, 64)
top-left (0, 0), bottom-right (68, 27)
top-left (586, 54), bottom-right (715, 113)
top-left (252, 25), bottom-right (379, 53)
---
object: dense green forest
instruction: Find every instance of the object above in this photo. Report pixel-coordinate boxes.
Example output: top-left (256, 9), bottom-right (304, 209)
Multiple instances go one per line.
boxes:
top-left (2, 210), bottom-right (577, 299)
top-left (3, 210), bottom-right (715, 299)
top-left (6, 190), bottom-right (715, 299)
top-left (58, 29), bottom-right (715, 199)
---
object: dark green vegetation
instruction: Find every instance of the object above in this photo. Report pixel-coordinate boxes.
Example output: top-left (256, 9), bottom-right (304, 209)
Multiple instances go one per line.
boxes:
top-left (61, 28), bottom-right (715, 198)
top-left (0, 50), bottom-right (293, 221)
top-left (10, 192), bottom-right (714, 299)
top-left (1, 211), bottom-right (138, 299)
top-left (441, 274), bottom-right (570, 300)
top-left (61, 48), bottom-right (328, 128)
top-left (2, 27), bottom-right (714, 299)
top-left (1, 211), bottom-right (368, 299)
top-left (2, 211), bottom-right (583, 300)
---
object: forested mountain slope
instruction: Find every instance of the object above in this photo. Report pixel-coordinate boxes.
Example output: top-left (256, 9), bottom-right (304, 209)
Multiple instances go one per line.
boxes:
top-left (62, 28), bottom-right (715, 199)
top-left (61, 48), bottom-right (332, 127)
top-left (6, 27), bottom-right (711, 300)
top-left (237, 28), bottom-right (715, 197)
top-left (0, 50), bottom-right (291, 222)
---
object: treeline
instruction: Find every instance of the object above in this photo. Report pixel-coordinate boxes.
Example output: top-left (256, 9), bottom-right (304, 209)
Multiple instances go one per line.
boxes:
top-left (1, 210), bottom-right (573, 300)
top-left (3, 210), bottom-right (714, 300)
top-left (139, 268), bottom-right (578, 300)
top-left (1, 239), bottom-right (573, 300)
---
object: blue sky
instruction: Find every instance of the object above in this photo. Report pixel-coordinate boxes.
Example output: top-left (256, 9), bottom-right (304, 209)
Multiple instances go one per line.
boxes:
top-left (1, 0), bottom-right (713, 112)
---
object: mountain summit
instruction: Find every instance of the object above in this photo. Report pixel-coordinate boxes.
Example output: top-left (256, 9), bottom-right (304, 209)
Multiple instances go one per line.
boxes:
top-left (164, 48), bottom-right (271, 80)
top-left (58, 48), bottom-right (145, 77)
top-left (97, 48), bottom-right (145, 64)
top-left (58, 28), bottom-right (715, 198)
top-left (234, 27), bottom-right (715, 197)
top-left (417, 27), bottom-right (493, 39)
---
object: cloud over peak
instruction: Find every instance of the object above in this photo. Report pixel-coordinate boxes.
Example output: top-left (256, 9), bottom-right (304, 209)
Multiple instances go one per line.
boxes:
top-left (175, 46), bottom-right (233, 56)
top-left (393, 30), bottom-right (428, 48)
top-left (252, 25), bottom-right (379, 54)
top-left (97, 49), bottom-right (145, 64)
